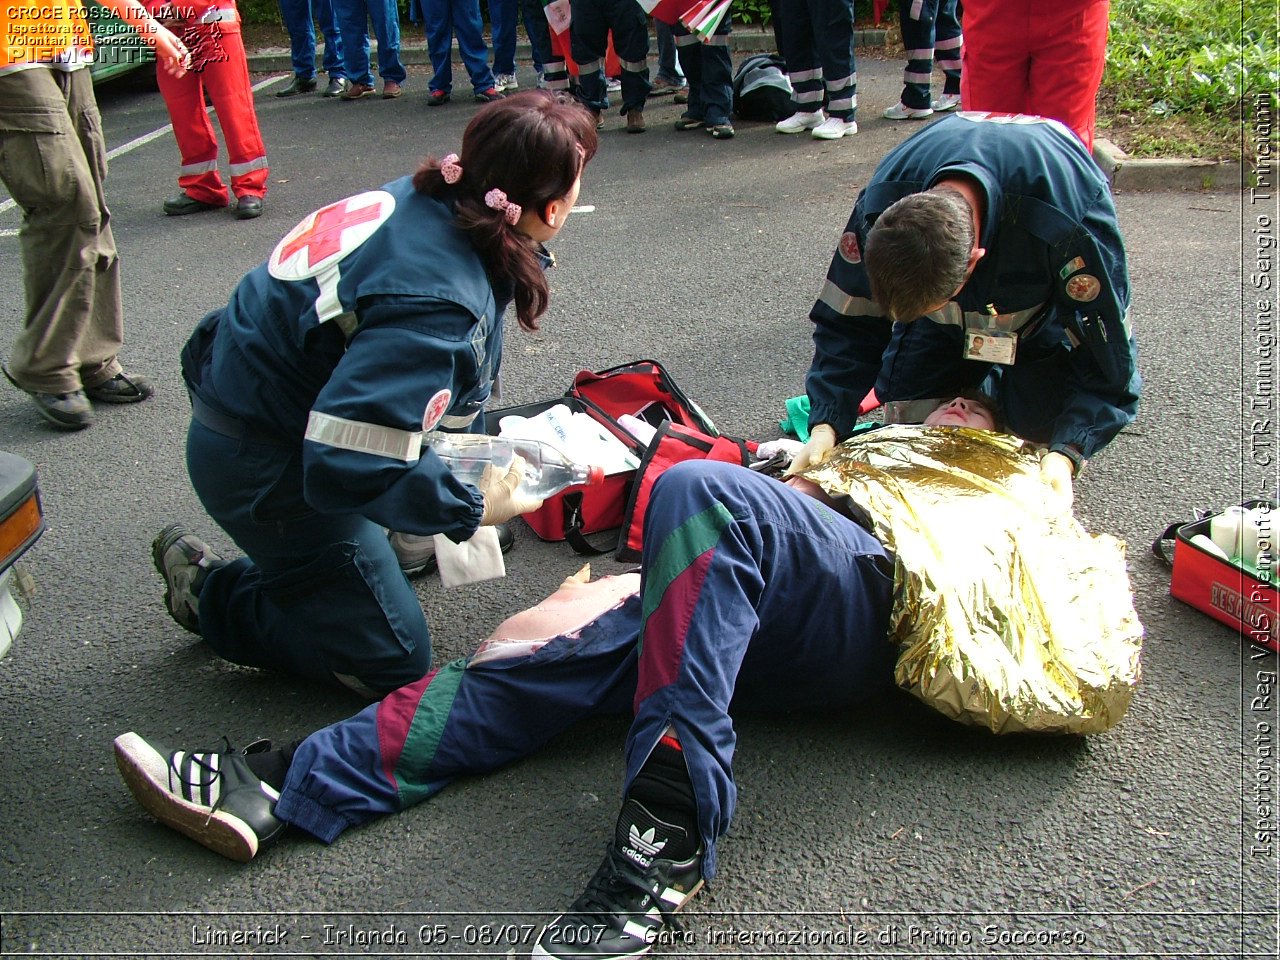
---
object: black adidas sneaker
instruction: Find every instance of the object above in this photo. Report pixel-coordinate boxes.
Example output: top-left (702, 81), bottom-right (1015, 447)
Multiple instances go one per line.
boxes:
top-left (113, 732), bottom-right (286, 862)
top-left (532, 799), bottom-right (704, 959)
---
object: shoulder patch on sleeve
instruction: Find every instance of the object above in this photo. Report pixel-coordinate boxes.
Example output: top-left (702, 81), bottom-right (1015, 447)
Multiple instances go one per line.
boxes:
top-left (1059, 256), bottom-right (1087, 279)
top-left (839, 231), bottom-right (862, 264)
top-left (422, 389), bottom-right (452, 431)
top-left (1065, 273), bottom-right (1101, 302)
top-left (269, 190), bottom-right (396, 281)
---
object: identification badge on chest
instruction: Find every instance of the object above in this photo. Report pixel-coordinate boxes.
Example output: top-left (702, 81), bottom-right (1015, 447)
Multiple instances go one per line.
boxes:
top-left (963, 305), bottom-right (1018, 364)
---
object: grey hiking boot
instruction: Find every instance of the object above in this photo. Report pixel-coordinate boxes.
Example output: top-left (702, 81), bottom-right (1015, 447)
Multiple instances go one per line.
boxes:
top-left (389, 522), bottom-right (515, 578)
top-left (32, 390), bottom-right (93, 429)
top-left (151, 524), bottom-right (227, 634)
top-left (84, 371), bottom-right (154, 404)
top-left (2, 363), bottom-right (93, 430)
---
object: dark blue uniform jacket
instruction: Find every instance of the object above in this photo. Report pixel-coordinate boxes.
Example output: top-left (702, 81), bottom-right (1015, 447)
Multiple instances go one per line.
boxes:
top-left (807, 112), bottom-right (1140, 459)
top-left (182, 176), bottom-right (510, 541)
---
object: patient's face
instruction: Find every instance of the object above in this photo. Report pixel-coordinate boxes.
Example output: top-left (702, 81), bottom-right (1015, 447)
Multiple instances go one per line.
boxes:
top-left (924, 396), bottom-right (997, 430)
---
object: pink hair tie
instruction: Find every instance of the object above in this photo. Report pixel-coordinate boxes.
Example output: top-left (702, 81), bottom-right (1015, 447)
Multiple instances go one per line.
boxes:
top-left (484, 188), bottom-right (522, 225)
top-left (440, 153), bottom-right (463, 184)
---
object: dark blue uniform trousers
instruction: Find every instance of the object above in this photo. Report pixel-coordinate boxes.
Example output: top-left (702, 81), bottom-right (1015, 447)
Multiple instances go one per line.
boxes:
top-left (569, 0), bottom-right (651, 114)
top-left (275, 462), bottom-right (895, 879)
top-left (897, 0), bottom-right (962, 109)
top-left (187, 420), bottom-right (433, 698)
top-left (672, 15), bottom-right (733, 126)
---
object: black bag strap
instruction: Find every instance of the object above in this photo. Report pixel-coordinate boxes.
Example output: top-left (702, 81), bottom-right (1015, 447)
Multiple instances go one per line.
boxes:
top-left (1151, 507), bottom-right (1213, 567)
top-left (1151, 522), bottom-right (1183, 568)
top-left (574, 360), bottom-right (719, 437)
top-left (562, 491), bottom-right (617, 556)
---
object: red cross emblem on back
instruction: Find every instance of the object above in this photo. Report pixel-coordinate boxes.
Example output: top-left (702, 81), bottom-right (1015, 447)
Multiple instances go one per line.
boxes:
top-left (279, 198), bottom-right (383, 268)
top-left (269, 190), bottom-right (396, 281)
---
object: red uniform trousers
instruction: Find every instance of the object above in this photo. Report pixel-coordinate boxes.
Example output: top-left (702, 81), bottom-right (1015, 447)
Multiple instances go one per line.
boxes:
top-left (152, 2), bottom-right (268, 204)
top-left (960, 0), bottom-right (1109, 151)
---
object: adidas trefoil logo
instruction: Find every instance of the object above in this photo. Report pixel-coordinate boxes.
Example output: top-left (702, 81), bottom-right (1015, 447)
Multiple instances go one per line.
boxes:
top-left (623, 822), bottom-right (667, 865)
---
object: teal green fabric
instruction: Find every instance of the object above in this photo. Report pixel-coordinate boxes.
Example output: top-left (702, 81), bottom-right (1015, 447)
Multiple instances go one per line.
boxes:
top-left (780, 395), bottom-right (812, 441)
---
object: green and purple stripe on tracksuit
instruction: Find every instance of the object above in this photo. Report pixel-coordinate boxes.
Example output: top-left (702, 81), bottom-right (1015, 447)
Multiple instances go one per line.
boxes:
top-left (273, 462), bottom-right (897, 878)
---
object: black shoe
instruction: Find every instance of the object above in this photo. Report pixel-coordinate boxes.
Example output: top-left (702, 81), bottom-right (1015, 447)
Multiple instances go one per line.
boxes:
top-left (390, 522), bottom-right (515, 578)
top-left (234, 195), bottom-right (264, 220)
top-left (152, 524), bottom-right (227, 635)
top-left (113, 732), bottom-right (286, 862)
top-left (163, 194), bottom-right (225, 216)
top-left (84, 371), bottom-right (153, 404)
top-left (275, 75), bottom-right (317, 97)
top-left (322, 76), bottom-right (349, 98)
top-left (532, 799), bottom-right (704, 959)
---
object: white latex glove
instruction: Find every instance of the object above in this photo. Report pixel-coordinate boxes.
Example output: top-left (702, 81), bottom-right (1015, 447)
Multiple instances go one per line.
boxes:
top-left (479, 455), bottom-right (545, 526)
top-left (1039, 451), bottom-right (1076, 514)
top-left (784, 424), bottom-right (837, 476)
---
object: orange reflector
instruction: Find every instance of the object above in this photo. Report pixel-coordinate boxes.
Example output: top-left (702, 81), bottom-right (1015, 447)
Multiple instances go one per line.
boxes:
top-left (0, 492), bottom-right (43, 567)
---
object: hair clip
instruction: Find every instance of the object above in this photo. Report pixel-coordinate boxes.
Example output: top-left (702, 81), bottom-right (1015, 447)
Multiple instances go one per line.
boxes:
top-left (440, 153), bottom-right (463, 184)
top-left (484, 188), bottom-right (522, 225)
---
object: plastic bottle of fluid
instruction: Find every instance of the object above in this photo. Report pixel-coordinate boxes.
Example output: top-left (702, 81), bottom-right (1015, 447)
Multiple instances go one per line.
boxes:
top-left (425, 432), bottom-right (604, 497)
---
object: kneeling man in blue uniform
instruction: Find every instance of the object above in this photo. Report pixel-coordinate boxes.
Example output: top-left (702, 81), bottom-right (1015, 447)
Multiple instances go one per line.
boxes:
top-left (789, 111), bottom-right (1141, 509)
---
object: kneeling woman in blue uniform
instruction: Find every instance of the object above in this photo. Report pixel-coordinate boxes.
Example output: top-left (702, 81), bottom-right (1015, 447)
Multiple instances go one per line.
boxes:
top-left (153, 91), bottom-right (599, 699)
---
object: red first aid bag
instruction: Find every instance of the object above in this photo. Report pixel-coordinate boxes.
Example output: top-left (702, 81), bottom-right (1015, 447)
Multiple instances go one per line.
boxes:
top-left (1152, 499), bottom-right (1279, 652)
top-left (615, 422), bottom-right (754, 562)
top-left (485, 360), bottom-right (727, 555)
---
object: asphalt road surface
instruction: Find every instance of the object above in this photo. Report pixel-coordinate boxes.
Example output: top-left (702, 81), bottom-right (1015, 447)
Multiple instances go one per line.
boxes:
top-left (0, 56), bottom-right (1276, 959)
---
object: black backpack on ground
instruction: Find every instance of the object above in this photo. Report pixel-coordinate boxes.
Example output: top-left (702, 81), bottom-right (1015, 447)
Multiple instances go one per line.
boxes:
top-left (732, 53), bottom-right (793, 122)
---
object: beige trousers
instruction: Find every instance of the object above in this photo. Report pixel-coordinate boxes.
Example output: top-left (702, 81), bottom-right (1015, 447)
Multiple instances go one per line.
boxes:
top-left (0, 67), bottom-right (124, 394)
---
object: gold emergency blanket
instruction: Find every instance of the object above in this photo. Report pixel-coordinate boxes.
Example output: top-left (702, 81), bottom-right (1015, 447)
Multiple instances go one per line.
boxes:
top-left (803, 426), bottom-right (1143, 734)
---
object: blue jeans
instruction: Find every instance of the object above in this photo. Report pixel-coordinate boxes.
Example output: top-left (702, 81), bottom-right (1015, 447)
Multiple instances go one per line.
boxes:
top-left (489, 0), bottom-right (518, 75)
top-left (186, 420), bottom-right (432, 698)
top-left (422, 0), bottom-right (496, 93)
top-left (279, 0), bottom-right (346, 79)
top-left (654, 17), bottom-right (684, 84)
top-left (334, 0), bottom-right (407, 87)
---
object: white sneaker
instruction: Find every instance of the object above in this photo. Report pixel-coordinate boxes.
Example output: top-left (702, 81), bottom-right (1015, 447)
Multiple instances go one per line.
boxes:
top-left (883, 101), bottom-right (933, 120)
top-left (775, 110), bottom-right (825, 134)
top-left (605, 77), bottom-right (621, 93)
top-left (495, 73), bottom-right (518, 92)
top-left (931, 93), bottom-right (961, 112)
top-left (812, 116), bottom-right (858, 140)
